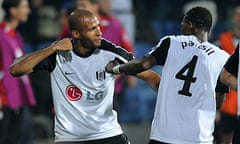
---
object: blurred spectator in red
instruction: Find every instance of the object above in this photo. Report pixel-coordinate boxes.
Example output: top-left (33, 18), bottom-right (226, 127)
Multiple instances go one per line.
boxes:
top-left (98, 0), bottom-right (133, 53)
top-left (0, 0), bottom-right (36, 143)
top-left (110, 0), bottom-right (135, 44)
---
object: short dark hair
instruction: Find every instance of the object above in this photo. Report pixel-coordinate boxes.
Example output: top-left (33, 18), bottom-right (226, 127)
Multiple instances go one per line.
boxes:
top-left (185, 7), bottom-right (212, 32)
top-left (2, 0), bottom-right (22, 21)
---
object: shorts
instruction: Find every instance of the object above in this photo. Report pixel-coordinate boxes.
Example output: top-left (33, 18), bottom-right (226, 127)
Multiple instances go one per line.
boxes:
top-left (149, 140), bottom-right (169, 144)
top-left (232, 117), bottom-right (240, 144)
top-left (218, 112), bottom-right (238, 133)
top-left (56, 134), bottom-right (130, 144)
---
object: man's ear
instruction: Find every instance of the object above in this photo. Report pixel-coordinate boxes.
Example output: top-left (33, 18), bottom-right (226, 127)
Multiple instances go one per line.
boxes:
top-left (189, 21), bottom-right (193, 29)
top-left (71, 30), bottom-right (81, 39)
top-left (189, 21), bottom-right (196, 33)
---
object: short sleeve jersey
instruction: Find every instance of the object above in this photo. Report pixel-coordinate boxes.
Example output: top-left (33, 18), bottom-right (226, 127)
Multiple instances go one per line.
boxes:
top-left (149, 35), bottom-right (229, 144)
top-left (33, 39), bottom-right (133, 142)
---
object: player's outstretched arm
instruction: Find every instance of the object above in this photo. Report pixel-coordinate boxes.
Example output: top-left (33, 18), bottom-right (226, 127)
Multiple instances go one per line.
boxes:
top-left (10, 38), bottom-right (72, 77)
top-left (105, 54), bottom-right (157, 75)
top-left (105, 54), bottom-right (160, 91)
top-left (220, 68), bottom-right (237, 91)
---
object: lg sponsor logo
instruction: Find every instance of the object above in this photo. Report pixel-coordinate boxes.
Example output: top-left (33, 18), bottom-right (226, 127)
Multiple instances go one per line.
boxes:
top-left (66, 85), bottom-right (104, 101)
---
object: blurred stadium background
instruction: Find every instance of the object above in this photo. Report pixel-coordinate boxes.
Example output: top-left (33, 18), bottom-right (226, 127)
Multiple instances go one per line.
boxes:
top-left (0, 0), bottom-right (239, 144)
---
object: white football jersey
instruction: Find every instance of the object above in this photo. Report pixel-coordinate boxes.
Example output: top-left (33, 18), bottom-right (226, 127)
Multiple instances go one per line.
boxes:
top-left (41, 40), bottom-right (133, 142)
top-left (149, 35), bottom-right (229, 144)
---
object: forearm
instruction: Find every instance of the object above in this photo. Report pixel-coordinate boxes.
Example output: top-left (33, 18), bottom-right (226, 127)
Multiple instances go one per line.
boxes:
top-left (136, 70), bottom-right (160, 91)
top-left (220, 68), bottom-right (237, 91)
top-left (119, 60), bottom-right (145, 75)
top-left (118, 56), bottom-right (154, 75)
top-left (10, 46), bottom-right (56, 77)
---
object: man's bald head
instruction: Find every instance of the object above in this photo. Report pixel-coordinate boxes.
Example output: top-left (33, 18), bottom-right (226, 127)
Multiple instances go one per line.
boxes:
top-left (68, 9), bottom-right (95, 32)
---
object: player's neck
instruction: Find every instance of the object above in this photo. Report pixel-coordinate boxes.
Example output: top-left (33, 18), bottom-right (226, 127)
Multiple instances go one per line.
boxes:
top-left (195, 31), bottom-right (208, 42)
top-left (73, 40), bottom-right (95, 57)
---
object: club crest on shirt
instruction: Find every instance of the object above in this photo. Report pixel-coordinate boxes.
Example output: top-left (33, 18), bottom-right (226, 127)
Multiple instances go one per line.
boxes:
top-left (96, 70), bottom-right (106, 81)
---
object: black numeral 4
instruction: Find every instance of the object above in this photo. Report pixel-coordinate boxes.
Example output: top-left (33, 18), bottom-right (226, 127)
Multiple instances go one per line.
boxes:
top-left (175, 55), bottom-right (198, 97)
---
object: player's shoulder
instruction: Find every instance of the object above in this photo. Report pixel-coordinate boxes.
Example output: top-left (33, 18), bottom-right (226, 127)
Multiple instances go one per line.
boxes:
top-left (160, 35), bottom-right (194, 43)
top-left (205, 42), bottom-right (229, 60)
top-left (206, 42), bottom-right (228, 55)
top-left (99, 38), bottom-right (133, 61)
top-left (99, 38), bottom-right (126, 52)
top-left (215, 46), bottom-right (229, 58)
top-left (154, 35), bottom-right (178, 49)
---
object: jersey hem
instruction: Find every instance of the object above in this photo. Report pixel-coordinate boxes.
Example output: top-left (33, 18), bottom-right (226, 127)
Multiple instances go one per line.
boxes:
top-left (150, 136), bottom-right (213, 144)
top-left (55, 129), bottom-right (123, 142)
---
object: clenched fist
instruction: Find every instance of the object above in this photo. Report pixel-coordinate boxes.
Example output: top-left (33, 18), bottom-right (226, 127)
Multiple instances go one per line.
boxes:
top-left (105, 58), bottom-right (120, 74)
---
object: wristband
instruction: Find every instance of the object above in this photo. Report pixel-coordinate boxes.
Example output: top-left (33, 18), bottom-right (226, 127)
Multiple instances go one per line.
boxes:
top-left (112, 65), bottom-right (121, 74)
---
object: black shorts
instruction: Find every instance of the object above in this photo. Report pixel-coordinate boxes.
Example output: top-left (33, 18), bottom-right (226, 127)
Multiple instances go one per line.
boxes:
top-left (218, 112), bottom-right (238, 133)
top-left (56, 134), bottom-right (129, 144)
top-left (149, 140), bottom-right (169, 144)
top-left (232, 117), bottom-right (240, 144)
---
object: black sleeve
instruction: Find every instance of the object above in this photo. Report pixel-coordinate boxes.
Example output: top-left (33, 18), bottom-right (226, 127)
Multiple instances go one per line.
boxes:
top-left (215, 77), bottom-right (229, 93)
top-left (100, 38), bottom-right (134, 62)
top-left (149, 37), bottom-right (170, 66)
top-left (33, 53), bottom-right (57, 72)
top-left (224, 46), bottom-right (239, 77)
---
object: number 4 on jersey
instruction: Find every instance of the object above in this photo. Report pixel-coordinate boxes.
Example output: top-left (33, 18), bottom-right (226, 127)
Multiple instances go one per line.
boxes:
top-left (175, 55), bottom-right (198, 97)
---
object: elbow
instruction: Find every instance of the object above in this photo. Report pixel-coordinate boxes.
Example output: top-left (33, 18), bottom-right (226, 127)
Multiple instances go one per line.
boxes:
top-left (9, 65), bottom-right (18, 77)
